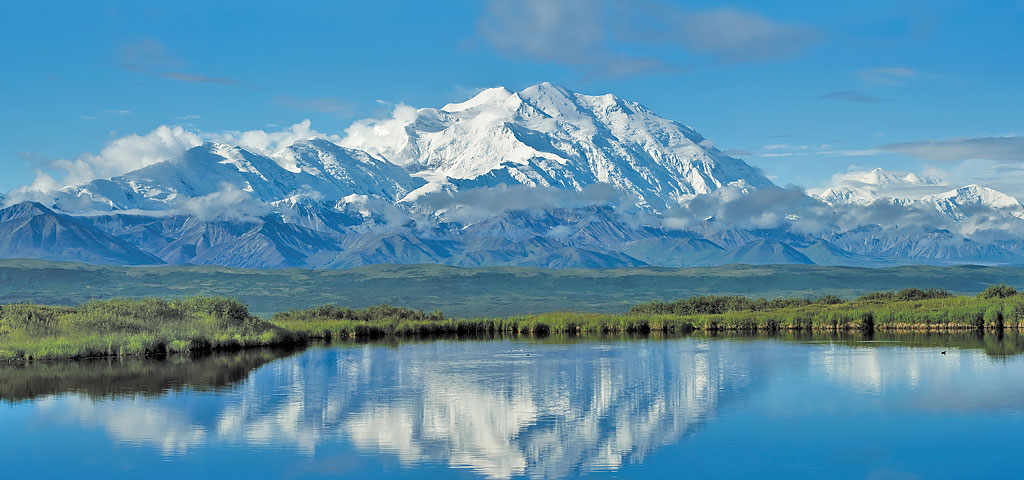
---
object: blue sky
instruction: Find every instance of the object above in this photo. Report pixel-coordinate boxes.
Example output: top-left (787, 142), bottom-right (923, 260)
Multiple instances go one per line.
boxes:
top-left (2, 0), bottom-right (1022, 195)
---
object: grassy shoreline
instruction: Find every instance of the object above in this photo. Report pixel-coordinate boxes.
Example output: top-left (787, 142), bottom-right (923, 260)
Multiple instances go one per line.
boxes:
top-left (3, 285), bottom-right (1023, 362)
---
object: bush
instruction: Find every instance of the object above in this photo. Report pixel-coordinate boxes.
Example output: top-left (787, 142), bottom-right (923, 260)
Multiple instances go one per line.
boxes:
top-left (815, 295), bottom-right (845, 305)
top-left (858, 288), bottom-right (953, 302)
top-left (979, 283), bottom-right (1017, 299)
top-left (630, 295), bottom-right (812, 315)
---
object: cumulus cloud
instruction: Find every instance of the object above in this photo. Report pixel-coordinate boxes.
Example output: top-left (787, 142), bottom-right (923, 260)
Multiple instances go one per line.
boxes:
top-left (339, 104), bottom-right (420, 165)
top-left (6, 121), bottom-right (338, 198)
top-left (12, 126), bottom-right (204, 197)
top-left (207, 119), bottom-right (341, 157)
top-left (175, 183), bottom-right (269, 221)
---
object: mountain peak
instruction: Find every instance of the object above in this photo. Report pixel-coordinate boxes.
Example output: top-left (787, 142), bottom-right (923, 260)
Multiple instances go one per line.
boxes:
top-left (440, 87), bottom-right (514, 113)
top-left (519, 81), bottom-right (573, 98)
top-left (341, 83), bottom-right (773, 212)
top-left (925, 184), bottom-right (1023, 208)
top-left (811, 167), bottom-right (947, 206)
top-left (0, 201), bottom-right (55, 220)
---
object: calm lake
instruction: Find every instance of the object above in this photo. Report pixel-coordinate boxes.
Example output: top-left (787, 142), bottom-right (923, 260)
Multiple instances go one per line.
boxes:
top-left (3, 333), bottom-right (1024, 479)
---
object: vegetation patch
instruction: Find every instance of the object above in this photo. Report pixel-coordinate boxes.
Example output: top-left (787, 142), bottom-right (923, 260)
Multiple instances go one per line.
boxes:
top-left (0, 297), bottom-right (297, 361)
top-left (4, 284), bottom-right (1024, 362)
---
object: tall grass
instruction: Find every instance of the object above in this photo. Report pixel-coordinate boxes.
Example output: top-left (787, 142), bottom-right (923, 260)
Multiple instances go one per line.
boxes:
top-left (628, 290), bottom-right (1024, 331)
top-left (0, 297), bottom-right (296, 361)
top-left (5, 285), bottom-right (1024, 362)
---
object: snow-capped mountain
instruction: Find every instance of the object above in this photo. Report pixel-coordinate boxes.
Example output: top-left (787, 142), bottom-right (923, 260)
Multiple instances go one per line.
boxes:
top-left (811, 168), bottom-right (945, 206)
top-left (922, 185), bottom-right (1024, 221)
top-left (813, 168), bottom-right (1024, 224)
top-left (48, 139), bottom-right (423, 213)
top-left (2, 85), bottom-right (1024, 269)
top-left (341, 82), bottom-right (774, 212)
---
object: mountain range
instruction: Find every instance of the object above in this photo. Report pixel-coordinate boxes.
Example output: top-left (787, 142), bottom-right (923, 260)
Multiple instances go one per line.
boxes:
top-left (3, 83), bottom-right (1024, 269)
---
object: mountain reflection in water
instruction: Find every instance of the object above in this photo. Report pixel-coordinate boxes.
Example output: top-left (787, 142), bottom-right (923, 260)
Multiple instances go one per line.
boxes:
top-left (4, 333), bottom-right (1024, 479)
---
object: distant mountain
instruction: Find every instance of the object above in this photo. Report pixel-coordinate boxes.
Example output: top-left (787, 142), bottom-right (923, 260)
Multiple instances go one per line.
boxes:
top-left (812, 168), bottom-right (944, 206)
top-left (812, 168), bottom-right (1024, 221)
top-left (922, 185), bottom-right (1024, 221)
top-left (0, 202), bottom-right (161, 265)
top-left (2, 86), bottom-right (1024, 269)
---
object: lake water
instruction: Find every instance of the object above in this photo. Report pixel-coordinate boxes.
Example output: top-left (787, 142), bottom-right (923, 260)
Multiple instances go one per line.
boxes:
top-left (3, 333), bottom-right (1024, 479)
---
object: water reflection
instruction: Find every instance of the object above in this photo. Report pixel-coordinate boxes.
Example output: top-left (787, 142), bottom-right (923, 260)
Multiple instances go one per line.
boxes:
top-left (322, 340), bottom-right (758, 478)
top-left (4, 333), bottom-right (1024, 479)
top-left (0, 348), bottom-right (299, 403)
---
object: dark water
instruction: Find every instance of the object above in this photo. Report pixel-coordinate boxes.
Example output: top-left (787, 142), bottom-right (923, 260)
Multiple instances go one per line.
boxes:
top-left (3, 333), bottom-right (1024, 479)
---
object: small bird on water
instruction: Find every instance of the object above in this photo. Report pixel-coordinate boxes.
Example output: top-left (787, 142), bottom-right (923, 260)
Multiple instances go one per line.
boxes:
top-left (941, 351), bottom-right (946, 355)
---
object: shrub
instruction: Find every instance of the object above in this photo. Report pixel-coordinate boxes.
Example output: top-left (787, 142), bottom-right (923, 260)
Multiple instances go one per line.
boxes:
top-left (979, 283), bottom-right (1017, 299)
top-left (815, 295), bottom-right (845, 305)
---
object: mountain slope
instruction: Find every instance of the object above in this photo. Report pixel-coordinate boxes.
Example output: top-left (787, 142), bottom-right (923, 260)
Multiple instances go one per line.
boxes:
top-left (342, 83), bottom-right (775, 212)
top-left (49, 140), bottom-right (424, 213)
top-left (2, 86), bottom-right (1024, 269)
top-left (922, 185), bottom-right (1024, 221)
top-left (0, 202), bottom-right (162, 265)
top-left (812, 168), bottom-right (945, 206)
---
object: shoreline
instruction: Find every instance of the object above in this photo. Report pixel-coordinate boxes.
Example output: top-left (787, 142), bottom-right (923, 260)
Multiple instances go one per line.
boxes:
top-left (3, 287), bottom-right (1023, 362)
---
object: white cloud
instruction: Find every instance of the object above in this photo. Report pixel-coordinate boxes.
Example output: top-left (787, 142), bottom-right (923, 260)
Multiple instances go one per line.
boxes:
top-left (339, 104), bottom-right (420, 165)
top-left (34, 126), bottom-right (203, 190)
top-left (6, 121), bottom-right (339, 197)
top-left (207, 119), bottom-right (341, 157)
top-left (176, 183), bottom-right (269, 221)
